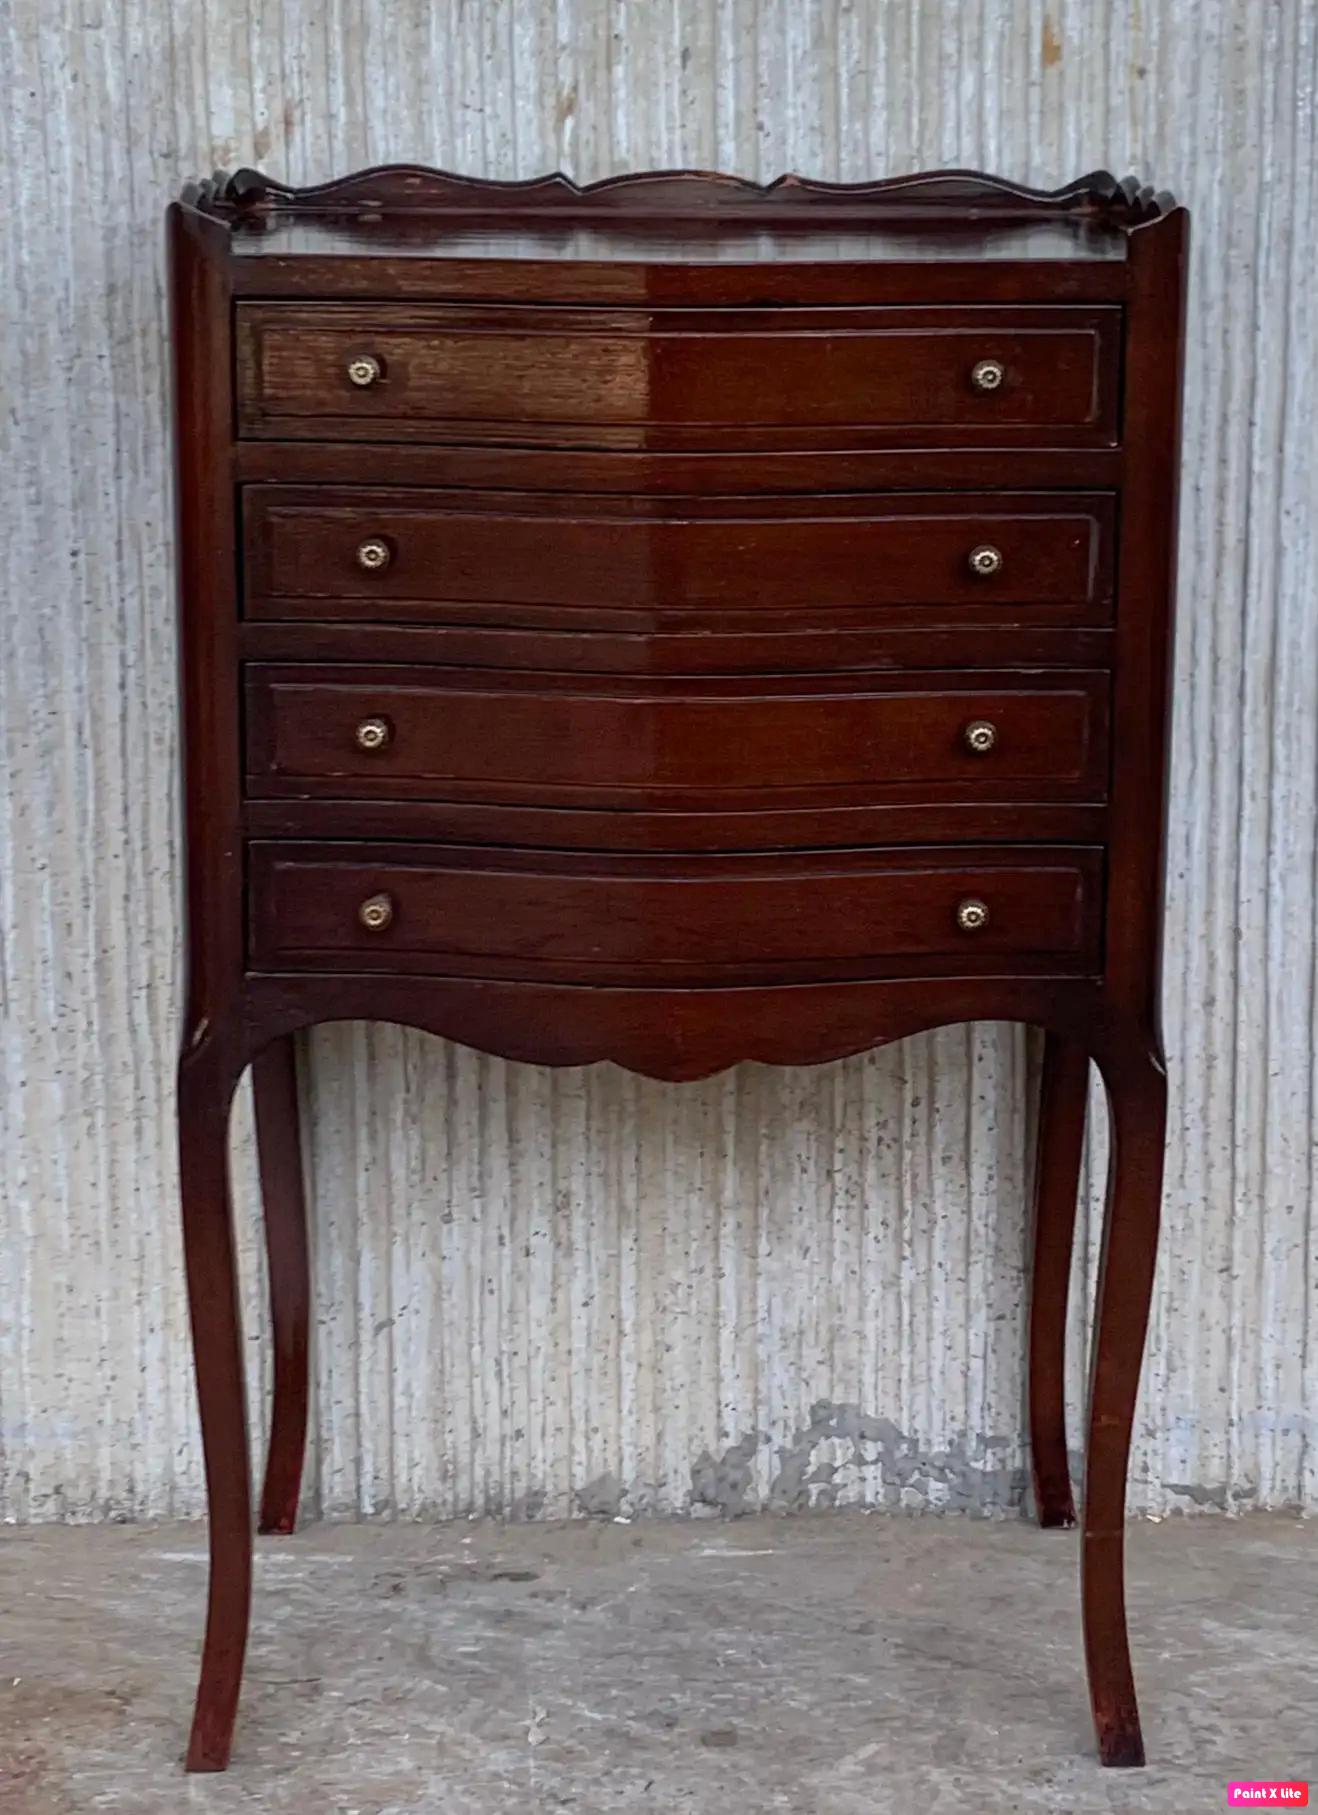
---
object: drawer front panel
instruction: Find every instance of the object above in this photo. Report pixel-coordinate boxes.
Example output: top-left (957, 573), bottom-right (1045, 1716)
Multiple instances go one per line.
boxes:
top-left (235, 304), bottom-right (1120, 448)
top-left (248, 844), bottom-right (1104, 984)
top-left (243, 489), bottom-right (1113, 628)
top-left (245, 667), bottom-right (1109, 810)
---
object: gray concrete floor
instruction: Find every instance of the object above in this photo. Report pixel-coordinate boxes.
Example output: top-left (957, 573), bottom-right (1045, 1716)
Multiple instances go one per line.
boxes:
top-left (0, 1514), bottom-right (1313, 1812)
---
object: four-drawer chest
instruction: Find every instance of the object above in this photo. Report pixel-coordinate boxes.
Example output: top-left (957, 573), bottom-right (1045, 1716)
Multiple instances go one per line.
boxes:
top-left (168, 165), bottom-right (1187, 1772)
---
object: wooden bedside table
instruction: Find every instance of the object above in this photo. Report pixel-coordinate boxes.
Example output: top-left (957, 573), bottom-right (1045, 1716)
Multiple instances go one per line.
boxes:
top-left (168, 165), bottom-right (1186, 1772)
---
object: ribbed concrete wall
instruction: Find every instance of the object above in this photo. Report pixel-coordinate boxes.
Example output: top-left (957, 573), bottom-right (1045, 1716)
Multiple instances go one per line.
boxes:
top-left (2, 0), bottom-right (1315, 1523)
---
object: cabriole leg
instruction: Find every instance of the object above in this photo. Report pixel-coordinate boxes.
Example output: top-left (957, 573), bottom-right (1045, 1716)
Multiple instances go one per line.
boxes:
top-left (1027, 1033), bottom-right (1088, 1528)
top-left (253, 1034), bottom-right (312, 1535)
top-left (1082, 1031), bottom-right (1167, 1767)
top-left (178, 1031), bottom-right (251, 1772)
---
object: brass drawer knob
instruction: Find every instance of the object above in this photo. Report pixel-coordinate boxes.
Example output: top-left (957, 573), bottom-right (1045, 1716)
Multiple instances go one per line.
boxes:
top-left (956, 897), bottom-right (990, 933)
top-left (346, 353), bottom-right (383, 388)
top-left (970, 357), bottom-right (1005, 392)
top-left (354, 716), bottom-right (393, 753)
top-left (356, 537), bottom-right (392, 572)
top-left (968, 543), bottom-right (1003, 578)
top-left (963, 719), bottom-right (998, 755)
top-left (358, 892), bottom-right (395, 933)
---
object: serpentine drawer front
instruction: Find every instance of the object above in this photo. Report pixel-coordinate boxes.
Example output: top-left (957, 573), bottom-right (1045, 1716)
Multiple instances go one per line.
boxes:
top-left (235, 302), bottom-right (1122, 447)
top-left (242, 487), bottom-right (1115, 625)
top-left (169, 166), bottom-right (1186, 1776)
top-left (245, 667), bottom-right (1110, 808)
top-left (248, 844), bottom-right (1104, 983)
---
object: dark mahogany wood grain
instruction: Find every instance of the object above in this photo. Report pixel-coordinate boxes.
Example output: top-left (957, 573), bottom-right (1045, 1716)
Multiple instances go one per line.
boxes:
top-left (168, 200), bottom-right (251, 1775)
top-left (214, 169), bottom-right (1148, 301)
top-left (1104, 211), bottom-right (1188, 1008)
top-left (242, 795), bottom-right (1109, 851)
top-left (170, 170), bottom-right (1185, 1774)
top-left (230, 254), bottom-right (1130, 305)
top-left (235, 439), bottom-right (1125, 493)
top-left (219, 162), bottom-right (1151, 221)
top-left (236, 302), bottom-right (1120, 449)
top-left (176, 1030), bottom-right (250, 1773)
top-left (248, 842), bottom-right (1104, 985)
top-left (1083, 1029), bottom-right (1168, 1767)
top-left (244, 666), bottom-right (1109, 812)
top-left (168, 203), bottom-right (244, 1046)
top-left (237, 617), bottom-right (1115, 676)
top-left (252, 1036), bottom-right (311, 1537)
top-left (235, 973), bottom-right (1137, 1084)
top-left (1028, 1032), bottom-right (1089, 1528)
top-left (242, 487), bottom-right (1113, 628)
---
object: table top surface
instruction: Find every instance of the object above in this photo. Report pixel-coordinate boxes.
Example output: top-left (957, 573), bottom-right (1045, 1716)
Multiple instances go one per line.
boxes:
top-left (227, 213), bottom-right (1131, 264)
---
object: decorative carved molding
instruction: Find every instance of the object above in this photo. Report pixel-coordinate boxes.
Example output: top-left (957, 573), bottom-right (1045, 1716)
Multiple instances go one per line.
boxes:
top-left (242, 974), bottom-right (1154, 1085)
top-left (192, 163), bottom-right (1175, 228)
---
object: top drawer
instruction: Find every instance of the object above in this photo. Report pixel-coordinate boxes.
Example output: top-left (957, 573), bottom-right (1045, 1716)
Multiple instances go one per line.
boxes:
top-left (235, 303), bottom-right (1121, 451)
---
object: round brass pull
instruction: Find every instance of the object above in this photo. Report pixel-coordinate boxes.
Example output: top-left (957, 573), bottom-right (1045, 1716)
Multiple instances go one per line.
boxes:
top-left (354, 716), bottom-right (393, 753)
top-left (346, 353), bottom-right (383, 388)
top-left (956, 897), bottom-right (990, 933)
top-left (356, 537), bottom-right (392, 572)
top-left (968, 543), bottom-right (1003, 578)
top-left (970, 358), bottom-right (1005, 393)
top-left (358, 892), bottom-right (395, 933)
top-left (963, 719), bottom-right (998, 755)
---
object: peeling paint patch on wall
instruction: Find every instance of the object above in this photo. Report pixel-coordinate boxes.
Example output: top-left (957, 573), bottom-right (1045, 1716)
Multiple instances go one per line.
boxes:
top-left (1, 0), bottom-right (1317, 1523)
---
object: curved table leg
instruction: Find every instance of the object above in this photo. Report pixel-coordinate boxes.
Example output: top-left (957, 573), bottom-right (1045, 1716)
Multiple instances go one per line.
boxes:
top-left (1082, 1029), bottom-right (1167, 1767)
top-left (253, 1035), bottom-right (312, 1536)
top-left (1027, 1033), bottom-right (1088, 1528)
top-left (178, 1031), bottom-right (252, 1773)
